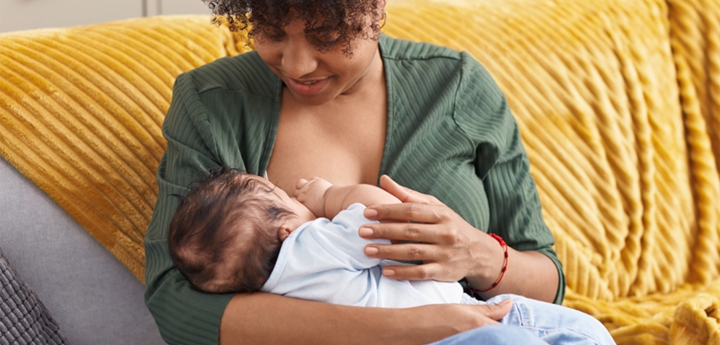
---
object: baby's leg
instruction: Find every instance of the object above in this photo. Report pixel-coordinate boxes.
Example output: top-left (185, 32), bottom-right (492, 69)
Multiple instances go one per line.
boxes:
top-left (427, 324), bottom-right (548, 345)
top-left (484, 294), bottom-right (616, 345)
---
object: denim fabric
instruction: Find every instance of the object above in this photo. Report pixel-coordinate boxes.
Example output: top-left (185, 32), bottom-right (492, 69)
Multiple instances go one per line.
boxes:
top-left (428, 325), bottom-right (548, 345)
top-left (433, 294), bottom-right (615, 345)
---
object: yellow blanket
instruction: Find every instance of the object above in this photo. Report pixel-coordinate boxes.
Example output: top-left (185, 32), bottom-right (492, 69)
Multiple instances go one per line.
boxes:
top-left (1, 1), bottom-right (719, 344)
top-left (0, 15), bottom-right (250, 282)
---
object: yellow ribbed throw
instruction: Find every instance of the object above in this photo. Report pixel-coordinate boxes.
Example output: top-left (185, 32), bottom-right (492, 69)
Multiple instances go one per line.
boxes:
top-left (1, 1), bottom-right (719, 344)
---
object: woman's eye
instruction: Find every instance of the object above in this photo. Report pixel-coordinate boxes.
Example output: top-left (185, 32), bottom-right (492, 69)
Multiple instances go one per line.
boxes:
top-left (308, 32), bottom-right (340, 45)
top-left (259, 30), bottom-right (285, 42)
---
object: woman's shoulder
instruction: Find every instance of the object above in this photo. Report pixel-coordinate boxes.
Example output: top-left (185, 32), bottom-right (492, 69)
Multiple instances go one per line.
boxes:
top-left (382, 36), bottom-right (511, 144)
top-left (380, 34), bottom-right (462, 62)
top-left (179, 50), bottom-right (279, 97)
top-left (380, 35), bottom-right (491, 77)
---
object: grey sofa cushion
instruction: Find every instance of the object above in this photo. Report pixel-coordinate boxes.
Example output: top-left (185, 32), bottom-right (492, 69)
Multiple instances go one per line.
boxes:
top-left (0, 157), bottom-right (165, 345)
top-left (0, 247), bottom-right (69, 345)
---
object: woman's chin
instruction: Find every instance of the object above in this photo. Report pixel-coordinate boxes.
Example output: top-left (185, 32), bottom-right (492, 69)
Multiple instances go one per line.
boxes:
top-left (288, 89), bottom-right (337, 106)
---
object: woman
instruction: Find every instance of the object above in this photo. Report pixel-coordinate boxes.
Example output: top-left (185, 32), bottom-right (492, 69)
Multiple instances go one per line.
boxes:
top-left (144, 0), bottom-right (612, 344)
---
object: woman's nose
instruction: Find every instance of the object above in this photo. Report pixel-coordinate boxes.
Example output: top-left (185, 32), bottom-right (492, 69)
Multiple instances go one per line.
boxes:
top-left (281, 40), bottom-right (318, 79)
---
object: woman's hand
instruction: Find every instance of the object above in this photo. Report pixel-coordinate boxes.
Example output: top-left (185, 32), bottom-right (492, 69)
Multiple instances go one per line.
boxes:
top-left (410, 298), bottom-right (514, 334)
top-left (360, 175), bottom-right (506, 288)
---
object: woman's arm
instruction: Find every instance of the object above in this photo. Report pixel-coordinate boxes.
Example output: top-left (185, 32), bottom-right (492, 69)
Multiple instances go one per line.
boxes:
top-left (478, 248), bottom-right (558, 302)
top-left (219, 292), bottom-right (512, 345)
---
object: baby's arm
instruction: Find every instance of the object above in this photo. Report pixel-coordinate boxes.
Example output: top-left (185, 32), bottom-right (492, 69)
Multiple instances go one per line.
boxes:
top-left (294, 177), bottom-right (400, 219)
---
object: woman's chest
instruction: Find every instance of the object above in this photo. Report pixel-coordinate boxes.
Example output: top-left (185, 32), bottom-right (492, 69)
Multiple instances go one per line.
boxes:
top-left (266, 100), bottom-right (387, 193)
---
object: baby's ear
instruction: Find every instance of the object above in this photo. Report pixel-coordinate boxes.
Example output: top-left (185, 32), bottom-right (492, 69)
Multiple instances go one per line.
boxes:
top-left (278, 224), bottom-right (294, 241)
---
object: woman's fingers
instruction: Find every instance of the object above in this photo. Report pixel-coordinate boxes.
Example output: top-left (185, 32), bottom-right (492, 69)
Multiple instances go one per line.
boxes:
top-left (378, 175), bottom-right (413, 202)
top-left (359, 222), bottom-right (455, 243)
top-left (480, 299), bottom-right (513, 321)
top-left (379, 261), bottom-right (445, 281)
top-left (366, 176), bottom-right (445, 222)
top-left (379, 175), bottom-right (441, 205)
top-left (363, 203), bottom-right (448, 223)
top-left (365, 242), bottom-right (446, 262)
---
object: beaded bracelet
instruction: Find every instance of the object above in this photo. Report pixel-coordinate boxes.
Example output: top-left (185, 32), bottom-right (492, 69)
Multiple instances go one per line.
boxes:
top-left (464, 233), bottom-right (509, 294)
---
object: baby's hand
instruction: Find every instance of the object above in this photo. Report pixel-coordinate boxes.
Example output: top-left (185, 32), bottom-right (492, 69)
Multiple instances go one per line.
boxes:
top-left (294, 177), bottom-right (333, 217)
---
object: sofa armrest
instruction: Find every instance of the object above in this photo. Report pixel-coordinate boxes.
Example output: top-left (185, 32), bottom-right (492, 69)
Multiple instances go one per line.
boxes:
top-left (0, 157), bottom-right (164, 345)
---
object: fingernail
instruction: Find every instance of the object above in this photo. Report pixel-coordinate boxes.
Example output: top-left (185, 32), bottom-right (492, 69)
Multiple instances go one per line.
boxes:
top-left (365, 246), bottom-right (379, 255)
top-left (359, 227), bottom-right (373, 237)
top-left (364, 208), bottom-right (378, 218)
top-left (383, 269), bottom-right (395, 276)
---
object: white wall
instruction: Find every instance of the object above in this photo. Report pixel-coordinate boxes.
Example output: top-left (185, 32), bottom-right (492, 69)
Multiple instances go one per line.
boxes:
top-left (154, 0), bottom-right (211, 16)
top-left (0, 0), bottom-right (211, 33)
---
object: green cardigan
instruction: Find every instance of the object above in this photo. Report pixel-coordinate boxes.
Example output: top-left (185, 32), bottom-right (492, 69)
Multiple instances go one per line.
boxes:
top-left (144, 34), bottom-right (565, 344)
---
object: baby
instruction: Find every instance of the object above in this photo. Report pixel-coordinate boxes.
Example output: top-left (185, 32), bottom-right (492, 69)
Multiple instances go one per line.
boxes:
top-left (167, 166), bottom-right (465, 307)
top-left (167, 167), bottom-right (616, 344)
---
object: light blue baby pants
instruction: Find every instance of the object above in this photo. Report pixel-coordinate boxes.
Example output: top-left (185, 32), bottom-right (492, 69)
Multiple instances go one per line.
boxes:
top-left (429, 294), bottom-right (615, 345)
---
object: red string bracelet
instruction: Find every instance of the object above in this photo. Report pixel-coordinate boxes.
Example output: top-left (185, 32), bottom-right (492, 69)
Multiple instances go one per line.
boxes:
top-left (464, 233), bottom-right (508, 294)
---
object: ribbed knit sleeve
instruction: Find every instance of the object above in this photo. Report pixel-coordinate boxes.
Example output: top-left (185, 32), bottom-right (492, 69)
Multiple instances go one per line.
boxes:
top-left (453, 53), bottom-right (566, 304)
top-left (144, 72), bottom-right (234, 345)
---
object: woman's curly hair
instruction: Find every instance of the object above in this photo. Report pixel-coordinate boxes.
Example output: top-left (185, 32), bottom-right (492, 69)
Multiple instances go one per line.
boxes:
top-left (204, 0), bottom-right (383, 54)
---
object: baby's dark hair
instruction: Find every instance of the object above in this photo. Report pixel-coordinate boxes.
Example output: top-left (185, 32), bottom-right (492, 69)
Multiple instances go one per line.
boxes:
top-left (204, 0), bottom-right (383, 54)
top-left (167, 167), bottom-right (295, 294)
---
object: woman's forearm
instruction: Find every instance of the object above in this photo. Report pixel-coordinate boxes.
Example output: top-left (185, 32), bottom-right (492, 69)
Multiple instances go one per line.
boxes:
top-left (219, 293), bottom-right (486, 345)
top-left (470, 250), bottom-right (559, 303)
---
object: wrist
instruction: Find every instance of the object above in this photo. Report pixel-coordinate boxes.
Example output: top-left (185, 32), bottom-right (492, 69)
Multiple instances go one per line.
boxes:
top-left (465, 230), bottom-right (493, 279)
top-left (321, 184), bottom-right (334, 218)
top-left (466, 233), bottom-right (508, 294)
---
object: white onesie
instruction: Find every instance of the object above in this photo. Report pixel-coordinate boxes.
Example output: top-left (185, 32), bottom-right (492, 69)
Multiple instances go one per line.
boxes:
top-left (261, 203), bottom-right (463, 308)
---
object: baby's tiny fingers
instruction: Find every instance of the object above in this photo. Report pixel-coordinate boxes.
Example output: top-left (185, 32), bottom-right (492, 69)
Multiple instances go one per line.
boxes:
top-left (295, 179), bottom-right (308, 189)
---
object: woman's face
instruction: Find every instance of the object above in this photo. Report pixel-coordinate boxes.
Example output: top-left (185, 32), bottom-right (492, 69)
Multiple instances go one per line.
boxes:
top-left (253, 17), bottom-right (382, 106)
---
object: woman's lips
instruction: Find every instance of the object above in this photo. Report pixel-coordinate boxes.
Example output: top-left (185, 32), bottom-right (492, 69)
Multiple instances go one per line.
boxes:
top-left (285, 77), bottom-right (330, 96)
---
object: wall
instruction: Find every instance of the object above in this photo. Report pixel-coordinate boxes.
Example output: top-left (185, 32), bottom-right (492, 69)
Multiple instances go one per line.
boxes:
top-left (0, 0), bottom-right (211, 33)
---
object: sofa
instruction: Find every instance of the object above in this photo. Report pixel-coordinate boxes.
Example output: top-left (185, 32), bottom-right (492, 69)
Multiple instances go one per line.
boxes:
top-left (1, 0), bottom-right (720, 344)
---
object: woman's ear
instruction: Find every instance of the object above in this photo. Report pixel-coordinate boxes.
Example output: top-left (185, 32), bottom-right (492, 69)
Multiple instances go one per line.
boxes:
top-left (378, 0), bottom-right (388, 17)
top-left (278, 224), bottom-right (294, 241)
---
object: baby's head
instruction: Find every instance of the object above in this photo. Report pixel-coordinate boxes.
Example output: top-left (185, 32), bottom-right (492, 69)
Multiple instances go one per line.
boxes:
top-left (167, 167), bottom-right (314, 294)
